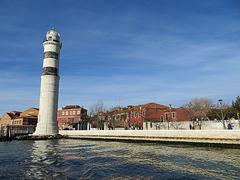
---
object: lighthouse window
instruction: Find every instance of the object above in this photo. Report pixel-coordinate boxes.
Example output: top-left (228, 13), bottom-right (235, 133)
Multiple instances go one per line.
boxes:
top-left (44, 51), bottom-right (59, 59)
top-left (42, 67), bottom-right (58, 76)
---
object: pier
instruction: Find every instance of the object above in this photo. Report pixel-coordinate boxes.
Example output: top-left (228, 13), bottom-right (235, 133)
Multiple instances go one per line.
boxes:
top-left (0, 125), bottom-right (36, 141)
top-left (60, 130), bottom-right (240, 146)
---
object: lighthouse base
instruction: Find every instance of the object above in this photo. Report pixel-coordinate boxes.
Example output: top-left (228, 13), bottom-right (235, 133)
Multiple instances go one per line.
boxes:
top-left (34, 121), bottom-right (59, 136)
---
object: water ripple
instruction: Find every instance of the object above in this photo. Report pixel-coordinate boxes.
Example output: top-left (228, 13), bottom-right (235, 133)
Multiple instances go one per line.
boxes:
top-left (0, 140), bottom-right (240, 179)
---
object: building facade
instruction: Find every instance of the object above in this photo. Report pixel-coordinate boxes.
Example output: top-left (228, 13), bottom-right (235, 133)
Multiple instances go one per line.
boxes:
top-left (12, 108), bottom-right (38, 126)
top-left (0, 108), bottom-right (39, 136)
top-left (57, 105), bottom-right (88, 130)
top-left (100, 102), bottom-right (192, 130)
top-left (0, 111), bottom-right (21, 127)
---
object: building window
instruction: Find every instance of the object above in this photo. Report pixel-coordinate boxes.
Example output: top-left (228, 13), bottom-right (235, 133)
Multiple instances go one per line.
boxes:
top-left (66, 111), bottom-right (68, 115)
top-left (70, 111), bottom-right (72, 115)
top-left (172, 112), bottom-right (175, 118)
top-left (73, 111), bottom-right (76, 115)
top-left (62, 111), bottom-right (65, 116)
top-left (77, 111), bottom-right (80, 115)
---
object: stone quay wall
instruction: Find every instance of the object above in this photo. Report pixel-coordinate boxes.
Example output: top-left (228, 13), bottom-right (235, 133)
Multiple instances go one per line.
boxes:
top-left (60, 130), bottom-right (240, 145)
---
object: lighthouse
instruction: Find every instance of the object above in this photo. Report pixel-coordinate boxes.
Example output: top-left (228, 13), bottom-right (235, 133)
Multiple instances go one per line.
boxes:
top-left (34, 28), bottom-right (62, 135)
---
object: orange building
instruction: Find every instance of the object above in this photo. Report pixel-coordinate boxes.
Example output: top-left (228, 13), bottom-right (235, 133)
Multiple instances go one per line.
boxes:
top-left (0, 108), bottom-right (39, 127)
top-left (0, 111), bottom-right (21, 127)
top-left (0, 108), bottom-right (39, 135)
top-left (12, 108), bottom-right (38, 126)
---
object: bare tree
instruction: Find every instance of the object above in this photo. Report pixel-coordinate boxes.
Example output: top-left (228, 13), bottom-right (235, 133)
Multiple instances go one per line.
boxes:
top-left (108, 105), bottom-right (123, 112)
top-left (89, 100), bottom-right (107, 116)
top-left (183, 98), bottom-right (214, 120)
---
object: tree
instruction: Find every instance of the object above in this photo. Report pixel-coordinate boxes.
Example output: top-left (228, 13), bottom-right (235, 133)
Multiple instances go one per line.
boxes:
top-left (89, 100), bottom-right (107, 130)
top-left (108, 106), bottom-right (123, 112)
top-left (207, 106), bottom-right (237, 120)
top-left (232, 96), bottom-right (240, 128)
top-left (89, 100), bottom-right (106, 116)
top-left (207, 101), bottom-right (238, 129)
top-left (232, 96), bottom-right (240, 112)
top-left (183, 98), bottom-right (214, 120)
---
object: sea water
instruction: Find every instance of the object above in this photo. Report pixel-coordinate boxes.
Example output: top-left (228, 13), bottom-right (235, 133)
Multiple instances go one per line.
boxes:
top-left (0, 139), bottom-right (239, 179)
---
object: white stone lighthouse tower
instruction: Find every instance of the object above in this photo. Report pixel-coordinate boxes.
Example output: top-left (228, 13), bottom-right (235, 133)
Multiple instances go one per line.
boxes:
top-left (34, 28), bottom-right (62, 135)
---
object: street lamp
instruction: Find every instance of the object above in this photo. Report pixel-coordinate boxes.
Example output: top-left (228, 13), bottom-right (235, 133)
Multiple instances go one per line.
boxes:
top-left (218, 99), bottom-right (226, 129)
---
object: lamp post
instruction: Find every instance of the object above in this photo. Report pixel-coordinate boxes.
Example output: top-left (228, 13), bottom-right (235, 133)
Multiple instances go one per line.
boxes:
top-left (218, 99), bottom-right (226, 129)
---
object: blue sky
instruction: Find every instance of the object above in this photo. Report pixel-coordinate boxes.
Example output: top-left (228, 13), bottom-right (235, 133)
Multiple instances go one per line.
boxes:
top-left (0, 0), bottom-right (240, 114)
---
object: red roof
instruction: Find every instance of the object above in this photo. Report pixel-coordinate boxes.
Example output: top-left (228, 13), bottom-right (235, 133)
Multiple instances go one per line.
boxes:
top-left (63, 105), bottom-right (81, 109)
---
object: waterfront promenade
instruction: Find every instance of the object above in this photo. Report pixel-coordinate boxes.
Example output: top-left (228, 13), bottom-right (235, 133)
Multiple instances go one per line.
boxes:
top-left (60, 130), bottom-right (240, 145)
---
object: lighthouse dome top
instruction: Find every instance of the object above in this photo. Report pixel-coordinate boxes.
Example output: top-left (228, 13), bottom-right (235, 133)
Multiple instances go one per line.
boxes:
top-left (45, 27), bottom-right (60, 42)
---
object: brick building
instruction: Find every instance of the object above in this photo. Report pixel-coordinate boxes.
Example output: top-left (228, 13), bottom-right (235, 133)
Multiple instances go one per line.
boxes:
top-left (57, 105), bottom-right (88, 130)
top-left (101, 102), bottom-right (192, 130)
top-left (12, 108), bottom-right (38, 126)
